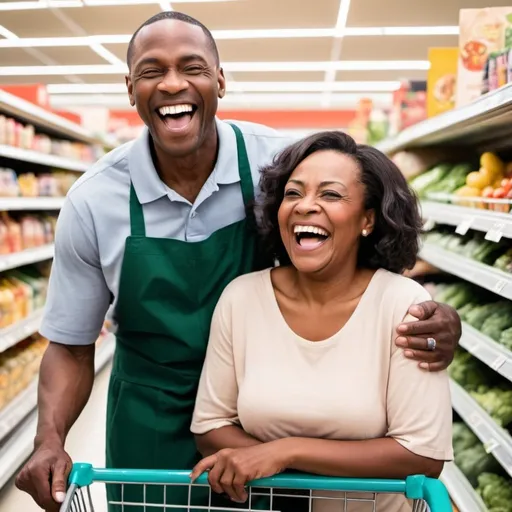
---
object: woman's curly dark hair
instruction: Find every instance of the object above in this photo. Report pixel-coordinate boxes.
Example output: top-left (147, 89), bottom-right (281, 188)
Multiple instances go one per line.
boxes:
top-left (254, 131), bottom-right (422, 274)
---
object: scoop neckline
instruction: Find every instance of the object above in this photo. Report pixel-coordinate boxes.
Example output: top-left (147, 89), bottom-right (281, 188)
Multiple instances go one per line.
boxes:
top-left (261, 267), bottom-right (384, 347)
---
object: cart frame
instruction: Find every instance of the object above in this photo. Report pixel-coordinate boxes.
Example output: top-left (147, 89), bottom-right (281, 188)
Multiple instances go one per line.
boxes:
top-left (61, 463), bottom-right (452, 512)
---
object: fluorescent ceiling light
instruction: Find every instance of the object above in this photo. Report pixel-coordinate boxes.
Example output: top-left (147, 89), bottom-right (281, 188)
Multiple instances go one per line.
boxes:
top-left (0, 61), bottom-right (429, 76)
top-left (345, 25), bottom-right (459, 36)
top-left (159, 0), bottom-right (173, 9)
top-left (335, 0), bottom-right (351, 36)
top-left (0, 27), bottom-right (459, 48)
top-left (46, 81), bottom-right (401, 94)
top-left (0, 0), bottom-right (231, 8)
top-left (89, 43), bottom-right (124, 65)
top-left (0, 25), bottom-right (18, 40)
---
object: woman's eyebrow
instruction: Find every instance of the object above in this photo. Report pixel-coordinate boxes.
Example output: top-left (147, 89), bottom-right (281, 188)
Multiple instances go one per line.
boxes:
top-left (319, 180), bottom-right (348, 192)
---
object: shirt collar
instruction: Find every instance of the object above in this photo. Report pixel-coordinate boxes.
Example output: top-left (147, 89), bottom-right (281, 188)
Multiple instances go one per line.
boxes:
top-left (127, 118), bottom-right (242, 205)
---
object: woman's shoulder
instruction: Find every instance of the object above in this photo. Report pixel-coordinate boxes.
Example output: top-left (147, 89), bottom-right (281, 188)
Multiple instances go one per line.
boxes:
top-left (219, 268), bottom-right (272, 305)
top-left (373, 268), bottom-right (432, 303)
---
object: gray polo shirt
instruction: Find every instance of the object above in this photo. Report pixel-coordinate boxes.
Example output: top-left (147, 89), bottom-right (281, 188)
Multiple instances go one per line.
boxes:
top-left (40, 118), bottom-right (293, 346)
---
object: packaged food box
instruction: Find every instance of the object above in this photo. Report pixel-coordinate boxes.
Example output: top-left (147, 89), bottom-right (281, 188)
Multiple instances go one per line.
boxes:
top-left (457, 7), bottom-right (512, 107)
top-left (427, 48), bottom-right (458, 118)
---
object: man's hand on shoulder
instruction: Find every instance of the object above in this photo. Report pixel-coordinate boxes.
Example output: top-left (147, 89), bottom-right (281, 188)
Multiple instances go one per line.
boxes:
top-left (395, 301), bottom-right (461, 372)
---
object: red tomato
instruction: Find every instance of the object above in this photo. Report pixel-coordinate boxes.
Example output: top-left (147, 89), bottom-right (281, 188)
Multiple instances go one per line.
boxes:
top-left (493, 187), bottom-right (506, 198)
top-left (501, 178), bottom-right (512, 194)
top-left (483, 186), bottom-right (495, 198)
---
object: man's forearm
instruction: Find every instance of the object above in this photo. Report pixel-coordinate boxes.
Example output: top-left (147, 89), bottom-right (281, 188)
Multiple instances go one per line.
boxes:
top-left (35, 342), bottom-right (96, 448)
top-left (195, 426), bottom-right (261, 457)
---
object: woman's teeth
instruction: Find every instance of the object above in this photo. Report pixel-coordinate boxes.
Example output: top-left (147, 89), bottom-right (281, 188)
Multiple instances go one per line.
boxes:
top-left (293, 225), bottom-right (330, 237)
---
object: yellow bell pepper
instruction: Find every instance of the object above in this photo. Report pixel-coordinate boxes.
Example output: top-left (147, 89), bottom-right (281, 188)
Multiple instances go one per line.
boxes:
top-left (454, 185), bottom-right (482, 207)
top-left (466, 170), bottom-right (492, 189)
top-left (481, 152), bottom-right (504, 177)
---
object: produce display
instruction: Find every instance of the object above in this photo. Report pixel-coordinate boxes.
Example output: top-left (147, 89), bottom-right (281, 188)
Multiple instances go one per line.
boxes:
top-left (0, 265), bottom-right (49, 329)
top-left (0, 212), bottom-right (57, 254)
top-left (0, 334), bottom-right (48, 411)
top-left (0, 168), bottom-right (79, 198)
top-left (435, 281), bottom-right (512, 350)
top-left (476, 473), bottom-right (512, 512)
top-left (424, 227), bottom-right (512, 275)
top-left (408, 152), bottom-right (512, 211)
top-left (0, 114), bottom-right (103, 163)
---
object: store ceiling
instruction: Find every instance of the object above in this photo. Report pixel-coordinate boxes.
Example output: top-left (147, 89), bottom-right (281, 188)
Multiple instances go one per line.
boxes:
top-left (0, 0), bottom-right (509, 110)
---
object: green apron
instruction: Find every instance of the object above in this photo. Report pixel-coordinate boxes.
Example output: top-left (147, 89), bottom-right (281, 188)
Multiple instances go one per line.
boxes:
top-left (105, 124), bottom-right (270, 512)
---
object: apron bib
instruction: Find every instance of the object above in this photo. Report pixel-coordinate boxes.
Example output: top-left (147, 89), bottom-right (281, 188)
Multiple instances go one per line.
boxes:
top-left (105, 124), bottom-right (270, 511)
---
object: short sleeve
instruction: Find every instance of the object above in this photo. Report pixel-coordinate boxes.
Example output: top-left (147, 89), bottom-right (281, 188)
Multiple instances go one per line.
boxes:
top-left (191, 287), bottom-right (240, 434)
top-left (386, 289), bottom-right (454, 461)
top-left (39, 197), bottom-right (111, 345)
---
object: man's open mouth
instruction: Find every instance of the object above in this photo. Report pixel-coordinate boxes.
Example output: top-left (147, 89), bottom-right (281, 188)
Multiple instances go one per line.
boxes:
top-left (156, 103), bottom-right (198, 131)
top-left (294, 225), bottom-right (331, 250)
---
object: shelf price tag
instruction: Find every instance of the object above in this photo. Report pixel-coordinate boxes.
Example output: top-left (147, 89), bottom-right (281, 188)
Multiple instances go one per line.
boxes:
top-left (455, 216), bottom-right (475, 236)
top-left (469, 411), bottom-right (482, 428)
top-left (491, 355), bottom-right (507, 371)
top-left (484, 438), bottom-right (500, 453)
top-left (486, 222), bottom-right (506, 243)
top-left (493, 279), bottom-right (507, 295)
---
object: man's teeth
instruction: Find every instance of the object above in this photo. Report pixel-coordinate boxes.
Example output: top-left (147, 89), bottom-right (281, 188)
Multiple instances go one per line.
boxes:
top-left (158, 104), bottom-right (194, 116)
top-left (293, 225), bottom-right (330, 237)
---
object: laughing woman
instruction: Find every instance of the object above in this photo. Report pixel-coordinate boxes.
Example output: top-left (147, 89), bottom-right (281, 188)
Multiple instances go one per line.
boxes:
top-left (190, 131), bottom-right (453, 511)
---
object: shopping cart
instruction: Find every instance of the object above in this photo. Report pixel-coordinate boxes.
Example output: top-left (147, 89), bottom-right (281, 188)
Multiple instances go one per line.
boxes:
top-left (60, 463), bottom-right (452, 512)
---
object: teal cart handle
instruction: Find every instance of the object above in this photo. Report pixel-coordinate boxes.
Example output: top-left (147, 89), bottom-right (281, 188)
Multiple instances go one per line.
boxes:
top-left (69, 463), bottom-right (451, 512)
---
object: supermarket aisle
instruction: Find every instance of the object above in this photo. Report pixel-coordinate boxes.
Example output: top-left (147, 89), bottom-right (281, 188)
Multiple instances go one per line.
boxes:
top-left (0, 364), bottom-right (111, 512)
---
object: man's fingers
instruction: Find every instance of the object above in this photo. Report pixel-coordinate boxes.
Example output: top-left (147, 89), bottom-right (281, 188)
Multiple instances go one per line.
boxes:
top-left (397, 335), bottom-right (438, 352)
top-left (404, 349), bottom-right (442, 364)
top-left (421, 361), bottom-right (449, 372)
top-left (51, 459), bottom-right (71, 503)
top-left (408, 301), bottom-right (437, 320)
top-left (32, 466), bottom-right (56, 510)
top-left (190, 455), bottom-right (216, 483)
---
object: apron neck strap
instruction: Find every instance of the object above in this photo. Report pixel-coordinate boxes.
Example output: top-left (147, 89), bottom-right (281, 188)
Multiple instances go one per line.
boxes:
top-left (129, 183), bottom-right (146, 236)
top-left (129, 123), bottom-right (254, 237)
top-left (228, 123), bottom-right (254, 207)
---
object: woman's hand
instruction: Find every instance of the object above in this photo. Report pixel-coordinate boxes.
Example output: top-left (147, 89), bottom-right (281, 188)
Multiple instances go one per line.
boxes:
top-left (396, 301), bottom-right (461, 371)
top-left (190, 442), bottom-right (290, 503)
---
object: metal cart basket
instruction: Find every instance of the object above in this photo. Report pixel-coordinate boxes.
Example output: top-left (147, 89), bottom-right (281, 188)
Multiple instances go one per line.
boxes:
top-left (60, 463), bottom-right (452, 512)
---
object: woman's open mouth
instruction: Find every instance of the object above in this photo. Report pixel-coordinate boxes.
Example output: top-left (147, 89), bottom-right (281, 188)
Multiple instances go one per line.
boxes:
top-left (293, 225), bottom-right (331, 251)
top-left (156, 103), bottom-right (198, 132)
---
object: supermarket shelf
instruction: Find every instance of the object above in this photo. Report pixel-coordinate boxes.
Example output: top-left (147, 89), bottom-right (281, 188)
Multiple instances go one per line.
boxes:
top-left (0, 309), bottom-right (44, 354)
top-left (420, 244), bottom-right (512, 300)
top-left (440, 462), bottom-right (488, 512)
top-left (0, 89), bottom-right (101, 146)
top-left (0, 244), bottom-right (54, 272)
top-left (450, 380), bottom-right (512, 478)
top-left (0, 197), bottom-right (65, 211)
top-left (0, 334), bottom-right (115, 490)
top-left (376, 83), bottom-right (512, 154)
top-left (461, 323), bottom-right (512, 383)
top-left (0, 144), bottom-right (88, 172)
top-left (421, 201), bottom-right (512, 241)
top-left (0, 379), bottom-right (38, 445)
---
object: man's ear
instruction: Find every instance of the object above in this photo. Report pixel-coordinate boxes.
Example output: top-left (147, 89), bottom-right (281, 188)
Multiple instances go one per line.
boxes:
top-left (126, 75), bottom-right (135, 107)
top-left (218, 67), bottom-right (226, 99)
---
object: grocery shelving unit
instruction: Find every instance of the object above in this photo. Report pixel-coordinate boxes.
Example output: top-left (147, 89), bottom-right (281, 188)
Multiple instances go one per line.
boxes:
top-left (440, 463), bottom-right (488, 512)
top-left (0, 335), bottom-right (115, 490)
top-left (420, 243), bottom-right (512, 300)
top-left (0, 244), bottom-right (54, 272)
top-left (0, 90), bottom-right (115, 493)
top-left (461, 323), bottom-right (512, 383)
top-left (0, 308), bottom-right (44, 353)
top-left (0, 197), bottom-right (65, 211)
top-left (450, 381), bottom-right (512, 478)
top-left (377, 84), bottom-right (512, 511)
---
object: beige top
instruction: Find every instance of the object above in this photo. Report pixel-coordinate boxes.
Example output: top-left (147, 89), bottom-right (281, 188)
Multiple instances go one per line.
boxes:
top-left (191, 268), bottom-right (453, 512)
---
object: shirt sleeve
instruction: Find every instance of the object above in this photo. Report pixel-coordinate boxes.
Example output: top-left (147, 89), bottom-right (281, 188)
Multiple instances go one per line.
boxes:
top-left (191, 286), bottom-right (240, 434)
top-left (386, 289), bottom-right (454, 461)
top-left (39, 196), bottom-right (111, 345)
